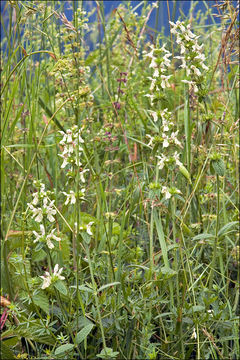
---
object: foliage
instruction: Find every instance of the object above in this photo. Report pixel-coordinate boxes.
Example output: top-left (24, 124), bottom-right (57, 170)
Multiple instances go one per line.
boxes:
top-left (1, 0), bottom-right (239, 359)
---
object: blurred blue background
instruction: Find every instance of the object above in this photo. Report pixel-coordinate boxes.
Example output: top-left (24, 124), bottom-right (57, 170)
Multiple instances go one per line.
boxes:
top-left (1, 1), bottom-right (238, 42)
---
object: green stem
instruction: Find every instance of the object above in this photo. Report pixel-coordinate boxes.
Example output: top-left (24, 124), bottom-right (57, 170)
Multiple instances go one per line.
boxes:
top-left (85, 244), bottom-right (108, 356)
top-left (209, 175), bottom-right (220, 290)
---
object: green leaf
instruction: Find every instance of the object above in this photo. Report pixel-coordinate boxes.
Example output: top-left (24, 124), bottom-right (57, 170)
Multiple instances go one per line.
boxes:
top-left (161, 266), bottom-right (177, 277)
top-left (55, 343), bottom-right (75, 356)
top-left (1, 336), bottom-right (19, 347)
top-left (33, 291), bottom-right (50, 314)
top-left (179, 164), bottom-right (192, 184)
top-left (0, 341), bottom-right (17, 359)
top-left (218, 221), bottom-right (238, 238)
top-left (112, 222), bottom-right (121, 235)
top-left (192, 233), bottom-right (215, 241)
top-left (154, 210), bottom-right (170, 268)
top-left (190, 305), bottom-right (205, 313)
top-left (60, 236), bottom-right (70, 261)
top-left (96, 347), bottom-right (119, 359)
top-left (97, 282), bottom-right (120, 293)
top-left (54, 280), bottom-right (68, 295)
top-left (75, 324), bottom-right (95, 345)
top-left (32, 249), bottom-right (47, 262)
top-left (71, 285), bottom-right (94, 293)
top-left (210, 158), bottom-right (225, 176)
top-left (80, 231), bottom-right (91, 244)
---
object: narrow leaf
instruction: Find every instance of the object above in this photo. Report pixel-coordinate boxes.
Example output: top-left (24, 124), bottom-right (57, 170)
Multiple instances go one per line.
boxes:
top-left (97, 282), bottom-right (120, 293)
top-left (55, 343), bottom-right (74, 355)
top-left (75, 324), bottom-right (94, 345)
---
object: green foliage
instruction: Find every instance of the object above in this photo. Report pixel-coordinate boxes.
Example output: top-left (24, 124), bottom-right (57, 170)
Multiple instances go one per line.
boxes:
top-left (1, 0), bottom-right (239, 359)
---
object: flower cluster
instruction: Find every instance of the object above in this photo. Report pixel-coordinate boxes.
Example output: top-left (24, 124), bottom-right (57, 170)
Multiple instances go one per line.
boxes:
top-left (58, 125), bottom-right (89, 184)
top-left (156, 150), bottom-right (182, 170)
top-left (27, 180), bottom-right (61, 250)
top-left (148, 108), bottom-right (181, 147)
top-left (33, 224), bottom-right (61, 250)
top-left (161, 186), bottom-right (181, 200)
top-left (143, 43), bottom-right (172, 105)
top-left (169, 20), bottom-right (208, 93)
top-left (58, 125), bottom-right (85, 168)
top-left (62, 188), bottom-right (86, 206)
top-left (146, 108), bottom-right (183, 173)
top-left (143, 42), bottom-right (183, 201)
top-left (27, 181), bottom-right (56, 223)
top-left (59, 126), bottom-right (95, 239)
top-left (40, 264), bottom-right (65, 289)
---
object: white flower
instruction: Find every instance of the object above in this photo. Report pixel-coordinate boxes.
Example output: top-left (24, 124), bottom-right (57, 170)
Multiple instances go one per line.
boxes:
top-left (33, 224), bottom-right (45, 243)
top-left (161, 186), bottom-right (171, 199)
top-left (59, 129), bottom-right (73, 145)
top-left (32, 192), bottom-right (39, 206)
top-left (162, 133), bottom-right (169, 148)
top-left (163, 53), bottom-right (171, 67)
top-left (187, 25), bottom-right (196, 38)
top-left (179, 23), bottom-right (185, 32)
top-left (52, 264), bottom-right (65, 280)
top-left (186, 67), bottom-right (191, 76)
top-left (170, 27), bottom-right (177, 35)
top-left (146, 134), bottom-right (154, 147)
top-left (181, 79), bottom-right (193, 85)
top-left (195, 53), bottom-right (205, 61)
top-left (191, 328), bottom-right (197, 340)
top-left (62, 143), bottom-right (74, 154)
top-left (153, 68), bottom-right (159, 78)
top-left (207, 310), bottom-right (213, 317)
top-left (161, 74), bottom-right (171, 89)
top-left (182, 80), bottom-right (198, 93)
top-left (162, 120), bottom-right (169, 132)
top-left (180, 44), bottom-right (186, 54)
top-left (75, 156), bottom-right (83, 167)
top-left (149, 111), bottom-right (158, 123)
top-left (40, 272), bottom-right (52, 289)
top-left (46, 229), bottom-right (61, 249)
top-left (201, 63), bottom-right (209, 70)
top-left (62, 190), bottom-right (76, 205)
top-left (144, 94), bottom-right (155, 106)
top-left (156, 154), bottom-right (167, 169)
top-left (59, 126), bottom-right (85, 169)
top-left (79, 169), bottom-right (89, 183)
top-left (191, 65), bottom-right (201, 77)
top-left (77, 134), bottom-right (85, 144)
top-left (173, 151), bottom-right (182, 166)
top-left (169, 21), bottom-right (177, 34)
top-left (40, 264), bottom-right (65, 290)
top-left (170, 131), bottom-right (181, 146)
top-left (66, 129), bottom-right (73, 143)
top-left (59, 153), bottom-right (69, 169)
top-left (43, 199), bottom-right (56, 223)
top-left (86, 221), bottom-right (94, 236)
top-left (160, 108), bottom-right (169, 119)
top-left (148, 76), bottom-right (157, 91)
top-left (193, 43), bottom-right (203, 52)
top-left (176, 35), bottom-right (181, 45)
top-left (28, 203), bottom-right (43, 223)
top-left (33, 225), bottom-right (60, 249)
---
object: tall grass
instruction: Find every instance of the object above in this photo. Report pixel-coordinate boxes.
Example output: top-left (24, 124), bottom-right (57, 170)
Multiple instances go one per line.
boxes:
top-left (1, 1), bottom-right (239, 359)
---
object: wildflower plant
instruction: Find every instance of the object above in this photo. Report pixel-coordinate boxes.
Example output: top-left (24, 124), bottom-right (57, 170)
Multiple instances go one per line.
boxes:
top-left (1, 1), bottom-right (239, 360)
top-left (170, 20), bottom-right (209, 99)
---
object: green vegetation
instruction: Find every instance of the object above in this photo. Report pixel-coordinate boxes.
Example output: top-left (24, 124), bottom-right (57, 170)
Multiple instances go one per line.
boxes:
top-left (1, 1), bottom-right (239, 359)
